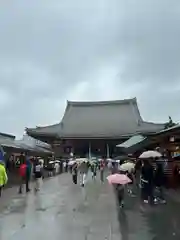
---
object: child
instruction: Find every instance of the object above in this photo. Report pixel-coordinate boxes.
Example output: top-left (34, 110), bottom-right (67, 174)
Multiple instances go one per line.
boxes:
top-left (115, 183), bottom-right (125, 208)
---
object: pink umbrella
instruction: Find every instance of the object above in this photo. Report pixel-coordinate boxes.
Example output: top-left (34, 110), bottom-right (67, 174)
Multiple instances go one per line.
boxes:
top-left (107, 173), bottom-right (132, 185)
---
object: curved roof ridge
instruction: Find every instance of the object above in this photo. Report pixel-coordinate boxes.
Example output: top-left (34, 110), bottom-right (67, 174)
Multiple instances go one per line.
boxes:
top-left (141, 120), bottom-right (165, 126)
top-left (67, 97), bottom-right (137, 106)
top-left (26, 122), bottom-right (60, 131)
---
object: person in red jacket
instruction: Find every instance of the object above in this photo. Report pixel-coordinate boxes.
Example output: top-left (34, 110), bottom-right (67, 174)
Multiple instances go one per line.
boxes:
top-left (18, 159), bottom-right (31, 194)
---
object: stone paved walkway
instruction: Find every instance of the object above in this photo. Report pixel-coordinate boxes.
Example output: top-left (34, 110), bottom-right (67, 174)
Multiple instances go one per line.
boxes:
top-left (1, 172), bottom-right (180, 240)
top-left (0, 173), bottom-right (120, 240)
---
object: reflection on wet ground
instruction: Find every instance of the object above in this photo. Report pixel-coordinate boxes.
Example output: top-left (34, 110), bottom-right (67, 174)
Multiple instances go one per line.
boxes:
top-left (0, 173), bottom-right (180, 240)
top-left (117, 188), bottom-right (180, 240)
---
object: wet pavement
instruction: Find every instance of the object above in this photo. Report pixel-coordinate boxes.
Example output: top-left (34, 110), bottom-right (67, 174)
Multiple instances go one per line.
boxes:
top-left (117, 187), bottom-right (180, 240)
top-left (0, 173), bottom-right (180, 240)
top-left (0, 173), bottom-right (120, 240)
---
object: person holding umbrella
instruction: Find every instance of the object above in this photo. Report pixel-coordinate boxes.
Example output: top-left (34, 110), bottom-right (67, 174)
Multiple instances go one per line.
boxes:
top-left (140, 159), bottom-right (156, 204)
top-left (72, 163), bottom-right (78, 184)
top-left (139, 150), bottom-right (162, 204)
top-left (119, 161), bottom-right (136, 195)
top-left (115, 183), bottom-right (125, 208)
top-left (154, 161), bottom-right (166, 203)
top-left (107, 173), bottom-right (132, 208)
top-left (90, 162), bottom-right (97, 180)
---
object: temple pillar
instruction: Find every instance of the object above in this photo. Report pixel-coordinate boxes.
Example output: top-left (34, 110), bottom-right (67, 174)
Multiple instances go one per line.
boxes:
top-left (88, 142), bottom-right (91, 159)
top-left (106, 143), bottom-right (110, 159)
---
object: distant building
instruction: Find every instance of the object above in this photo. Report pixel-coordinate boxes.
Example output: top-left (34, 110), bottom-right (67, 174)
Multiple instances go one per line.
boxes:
top-left (0, 132), bottom-right (15, 141)
top-left (20, 134), bottom-right (51, 150)
top-left (26, 98), bottom-right (165, 157)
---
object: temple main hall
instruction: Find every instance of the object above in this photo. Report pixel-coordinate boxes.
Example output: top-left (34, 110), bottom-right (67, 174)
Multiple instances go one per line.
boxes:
top-left (26, 98), bottom-right (164, 158)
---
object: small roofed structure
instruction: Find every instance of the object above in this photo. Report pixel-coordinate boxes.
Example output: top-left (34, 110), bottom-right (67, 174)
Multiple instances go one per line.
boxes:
top-left (0, 132), bottom-right (52, 156)
top-left (26, 98), bottom-right (165, 157)
top-left (116, 134), bottom-right (150, 154)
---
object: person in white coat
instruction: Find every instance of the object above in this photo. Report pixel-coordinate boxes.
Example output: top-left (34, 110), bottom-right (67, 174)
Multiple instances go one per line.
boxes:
top-left (34, 160), bottom-right (43, 191)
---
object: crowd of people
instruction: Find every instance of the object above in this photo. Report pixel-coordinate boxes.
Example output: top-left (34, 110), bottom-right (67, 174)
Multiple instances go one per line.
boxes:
top-left (0, 153), bottom-right (177, 210)
top-left (70, 159), bottom-right (105, 186)
top-left (0, 156), bottom-right (65, 197)
top-left (111, 158), bottom-right (167, 208)
top-left (68, 157), bottom-right (168, 208)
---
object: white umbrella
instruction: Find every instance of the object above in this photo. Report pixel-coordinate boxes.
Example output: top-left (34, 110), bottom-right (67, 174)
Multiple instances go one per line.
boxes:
top-left (49, 161), bottom-right (55, 164)
top-left (68, 160), bottom-right (76, 165)
top-left (139, 150), bottom-right (162, 159)
top-left (107, 158), bottom-right (116, 162)
top-left (107, 158), bottom-right (112, 161)
top-left (119, 162), bottom-right (135, 173)
top-left (76, 158), bottom-right (88, 163)
top-left (55, 160), bottom-right (60, 163)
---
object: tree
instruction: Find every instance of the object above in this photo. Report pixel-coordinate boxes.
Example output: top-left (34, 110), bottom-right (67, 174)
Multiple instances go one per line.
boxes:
top-left (164, 116), bottom-right (176, 129)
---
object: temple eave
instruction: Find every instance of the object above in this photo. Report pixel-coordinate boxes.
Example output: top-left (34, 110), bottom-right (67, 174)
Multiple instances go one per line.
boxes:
top-left (26, 130), bottom-right (161, 141)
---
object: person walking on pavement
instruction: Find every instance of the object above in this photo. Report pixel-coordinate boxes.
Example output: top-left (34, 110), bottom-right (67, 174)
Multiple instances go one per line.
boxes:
top-left (154, 161), bottom-right (166, 203)
top-left (26, 156), bottom-right (32, 191)
top-left (18, 160), bottom-right (27, 194)
top-left (72, 163), bottom-right (78, 184)
top-left (115, 183), bottom-right (125, 208)
top-left (141, 159), bottom-right (156, 204)
top-left (79, 161), bottom-right (88, 187)
top-left (0, 161), bottom-right (8, 197)
top-left (91, 163), bottom-right (97, 180)
top-left (63, 161), bottom-right (67, 173)
top-left (100, 160), bottom-right (105, 182)
top-left (34, 160), bottom-right (43, 191)
top-left (19, 157), bottom-right (31, 194)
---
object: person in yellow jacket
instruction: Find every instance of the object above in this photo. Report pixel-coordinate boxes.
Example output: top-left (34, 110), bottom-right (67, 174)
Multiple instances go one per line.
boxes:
top-left (0, 161), bottom-right (8, 197)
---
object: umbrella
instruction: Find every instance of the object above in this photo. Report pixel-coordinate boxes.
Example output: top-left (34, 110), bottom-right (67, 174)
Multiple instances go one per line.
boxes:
top-left (55, 160), bottom-right (60, 163)
top-left (139, 150), bottom-right (162, 159)
top-left (119, 162), bottom-right (135, 173)
top-left (76, 158), bottom-right (87, 162)
top-left (107, 173), bottom-right (132, 185)
top-left (49, 161), bottom-right (55, 164)
top-left (107, 158), bottom-right (113, 161)
top-left (76, 158), bottom-right (88, 164)
top-left (68, 160), bottom-right (76, 165)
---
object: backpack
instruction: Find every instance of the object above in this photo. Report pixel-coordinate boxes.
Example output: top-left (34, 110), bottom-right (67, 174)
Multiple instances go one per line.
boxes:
top-left (19, 164), bottom-right (26, 177)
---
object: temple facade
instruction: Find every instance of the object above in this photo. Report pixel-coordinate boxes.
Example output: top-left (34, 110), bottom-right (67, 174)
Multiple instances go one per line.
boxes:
top-left (26, 98), bottom-right (165, 158)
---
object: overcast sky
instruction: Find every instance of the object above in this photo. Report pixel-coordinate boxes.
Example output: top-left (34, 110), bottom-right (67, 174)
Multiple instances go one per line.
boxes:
top-left (0, 0), bottom-right (180, 138)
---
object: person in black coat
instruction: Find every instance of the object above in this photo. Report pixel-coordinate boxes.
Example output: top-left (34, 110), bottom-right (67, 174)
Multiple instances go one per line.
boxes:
top-left (154, 162), bottom-right (166, 203)
top-left (72, 163), bottom-right (78, 184)
top-left (141, 160), bottom-right (155, 204)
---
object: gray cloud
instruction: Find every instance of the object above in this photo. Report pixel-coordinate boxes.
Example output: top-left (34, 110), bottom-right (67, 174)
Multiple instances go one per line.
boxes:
top-left (0, 0), bottom-right (180, 137)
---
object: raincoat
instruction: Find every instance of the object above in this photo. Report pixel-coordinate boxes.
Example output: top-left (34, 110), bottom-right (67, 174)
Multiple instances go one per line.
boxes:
top-left (0, 163), bottom-right (8, 186)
